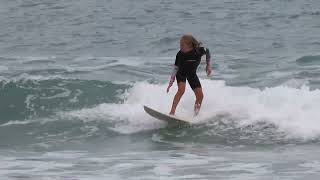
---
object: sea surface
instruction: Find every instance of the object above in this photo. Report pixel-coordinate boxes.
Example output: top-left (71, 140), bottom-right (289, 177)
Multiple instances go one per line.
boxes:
top-left (1, 0), bottom-right (320, 179)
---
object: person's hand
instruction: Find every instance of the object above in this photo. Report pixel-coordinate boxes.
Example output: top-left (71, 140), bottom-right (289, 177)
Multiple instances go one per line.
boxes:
top-left (167, 77), bottom-right (175, 93)
top-left (167, 84), bottom-right (172, 93)
top-left (206, 65), bottom-right (212, 76)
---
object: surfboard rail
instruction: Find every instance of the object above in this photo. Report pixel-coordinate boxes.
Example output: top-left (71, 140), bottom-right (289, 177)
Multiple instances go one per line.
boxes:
top-left (143, 105), bottom-right (191, 124)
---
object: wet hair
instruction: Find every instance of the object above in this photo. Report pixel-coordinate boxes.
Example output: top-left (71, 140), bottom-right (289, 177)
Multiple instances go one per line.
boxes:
top-left (181, 34), bottom-right (202, 49)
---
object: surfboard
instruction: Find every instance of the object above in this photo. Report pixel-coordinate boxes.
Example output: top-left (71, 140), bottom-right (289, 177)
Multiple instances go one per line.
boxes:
top-left (143, 105), bottom-right (191, 124)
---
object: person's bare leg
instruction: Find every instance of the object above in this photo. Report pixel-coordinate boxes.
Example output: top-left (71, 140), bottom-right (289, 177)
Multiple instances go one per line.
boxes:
top-left (169, 82), bottom-right (186, 115)
top-left (193, 87), bottom-right (204, 116)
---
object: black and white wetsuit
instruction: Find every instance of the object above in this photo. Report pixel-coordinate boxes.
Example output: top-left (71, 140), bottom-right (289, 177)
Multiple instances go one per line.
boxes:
top-left (171, 47), bottom-right (211, 90)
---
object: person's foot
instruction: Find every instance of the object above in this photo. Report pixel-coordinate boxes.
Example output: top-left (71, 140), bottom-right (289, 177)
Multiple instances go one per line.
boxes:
top-left (194, 103), bottom-right (201, 116)
top-left (169, 111), bottom-right (175, 116)
top-left (194, 109), bottom-right (199, 116)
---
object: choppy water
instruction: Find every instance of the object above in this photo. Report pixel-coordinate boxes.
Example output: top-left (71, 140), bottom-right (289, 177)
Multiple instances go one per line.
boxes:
top-left (1, 0), bottom-right (320, 179)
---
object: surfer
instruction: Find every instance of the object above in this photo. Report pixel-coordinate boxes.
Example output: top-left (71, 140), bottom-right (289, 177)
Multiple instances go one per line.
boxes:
top-left (167, 34), bottom-right (212, 116)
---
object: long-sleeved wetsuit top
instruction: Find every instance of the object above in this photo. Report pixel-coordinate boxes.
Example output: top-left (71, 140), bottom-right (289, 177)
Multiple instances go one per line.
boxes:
top-left (169, 47), bottom-right (211, 90)
top-left (174, 47), bottom-right (211, 76)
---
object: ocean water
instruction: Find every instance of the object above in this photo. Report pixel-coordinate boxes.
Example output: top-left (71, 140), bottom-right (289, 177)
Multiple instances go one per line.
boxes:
top-left (1, 0), bottom-right (320, 179)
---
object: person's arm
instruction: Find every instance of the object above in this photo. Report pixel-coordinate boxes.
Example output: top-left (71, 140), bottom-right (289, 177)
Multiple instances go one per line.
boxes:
top-left (167, 53), bottom-right (180, 93)
top-left (204, 48), bottom-right (212, 76)
top-left (167, 65), bottom-right (178, 93)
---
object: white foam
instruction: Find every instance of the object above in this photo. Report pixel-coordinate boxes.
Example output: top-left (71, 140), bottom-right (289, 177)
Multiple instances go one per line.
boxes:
top-left (0, 73), bottom-right (65, 84)
top-left (282, 78), bottom-right (309, 88)
top-left (0, 55), bottom-right (56, 61)
top-left (0, 119), bottom-right (40, 126)
top-left (63, 102), bottom-right (166, 134)
top-left (152, 165), bottom-right (172, 176)
top-left (1, 117), bottom-right (58, 127)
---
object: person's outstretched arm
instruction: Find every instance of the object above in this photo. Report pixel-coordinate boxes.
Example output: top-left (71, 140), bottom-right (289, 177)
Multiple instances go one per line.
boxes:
top-left (204, 48), bottom-right (212, 76)
top-left (167, 65), bottom-right (178, 93)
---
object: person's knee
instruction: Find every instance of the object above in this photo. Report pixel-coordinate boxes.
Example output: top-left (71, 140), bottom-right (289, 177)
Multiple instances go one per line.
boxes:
top-left (177, 87), bottom-right (185, 96)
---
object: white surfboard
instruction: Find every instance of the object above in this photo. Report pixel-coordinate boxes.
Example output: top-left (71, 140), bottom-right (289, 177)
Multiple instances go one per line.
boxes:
top-left (143, 105), bottom-right (191, 124)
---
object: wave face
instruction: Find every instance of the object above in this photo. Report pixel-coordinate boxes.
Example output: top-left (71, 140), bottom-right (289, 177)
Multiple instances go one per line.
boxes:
top-left (0, 78), bottom-right (127, 123)
top-left (2, 78), bottom-right (320, 151)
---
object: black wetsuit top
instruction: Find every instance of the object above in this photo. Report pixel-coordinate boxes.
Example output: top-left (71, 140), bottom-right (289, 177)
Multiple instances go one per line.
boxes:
top-left (174, 47), bottom-right (210, 89)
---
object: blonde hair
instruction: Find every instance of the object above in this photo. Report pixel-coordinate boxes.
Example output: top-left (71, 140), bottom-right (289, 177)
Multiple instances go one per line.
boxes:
top-left (181, 34), bottom-right (202, 49)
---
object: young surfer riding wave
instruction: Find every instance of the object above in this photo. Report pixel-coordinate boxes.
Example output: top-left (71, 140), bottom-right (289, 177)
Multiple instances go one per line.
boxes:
top-left (167, 34), bottom-right (212, 116)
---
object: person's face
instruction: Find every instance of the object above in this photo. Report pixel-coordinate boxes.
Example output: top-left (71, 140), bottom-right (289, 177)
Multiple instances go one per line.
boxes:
top-left (180, 39), bottom-right (191, 50)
